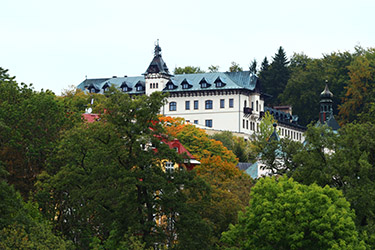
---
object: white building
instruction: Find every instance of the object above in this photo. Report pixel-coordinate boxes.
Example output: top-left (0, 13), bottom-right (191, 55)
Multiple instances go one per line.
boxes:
top-left (77, 43), bottom-right (306, 141)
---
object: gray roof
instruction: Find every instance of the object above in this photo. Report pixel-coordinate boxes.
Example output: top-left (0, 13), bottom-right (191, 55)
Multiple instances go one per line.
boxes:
top-left (76, 71), bottom-right (260, 94)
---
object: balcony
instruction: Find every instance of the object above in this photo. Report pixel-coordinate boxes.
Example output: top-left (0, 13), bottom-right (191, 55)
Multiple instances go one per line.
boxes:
top-left (243, 107), bottom-right (253, 116)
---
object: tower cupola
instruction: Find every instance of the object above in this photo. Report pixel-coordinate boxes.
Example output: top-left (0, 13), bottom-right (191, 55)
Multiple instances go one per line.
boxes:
top-left (319, 83), bottom-right (333, 123)
top-left (318, 83), bottom-right (340, 131)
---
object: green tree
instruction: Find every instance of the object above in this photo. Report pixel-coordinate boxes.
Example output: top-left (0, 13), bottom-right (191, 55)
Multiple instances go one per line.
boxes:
top-left (210, 131), bottom-right (250, 162)
top-left (228, 62), bottom-right (243, 72)
top-left (249, 59), bottom-right (257, 74)
top-left (267, 46), bottom-right (290, 105)
top-left (174, 66), bottom-right (205, 74)
top-left (222, 176), bottom-right (366, 249)
top-left (208, 65), bottom-right (220, 73)
top-left (0, 180), bottom-right (73, 249)
top-left (37, 91), bottom-right (212, 249)
top-left (0, 67), bottom-right (72, 197)
top-left (280, 56), bottom-right (325, 125)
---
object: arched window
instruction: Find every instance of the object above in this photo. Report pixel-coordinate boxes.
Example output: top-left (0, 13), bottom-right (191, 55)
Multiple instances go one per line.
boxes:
top-left (256, 100), bottom-right (259, 111)
top-left (244, 100), bottom-right (247, 107)
top-left (205, 100), bottom-right (213, 109)
top-left (169, 102), bottom-right (177, 111)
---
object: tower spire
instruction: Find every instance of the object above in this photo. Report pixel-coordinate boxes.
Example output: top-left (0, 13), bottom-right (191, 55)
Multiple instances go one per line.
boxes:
top-left (154, 39), bottom-right (161, 57)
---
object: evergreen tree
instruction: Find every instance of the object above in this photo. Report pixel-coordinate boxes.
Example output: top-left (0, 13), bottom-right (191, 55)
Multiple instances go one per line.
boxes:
top-left (260, 47), bottom-right (290, 106)
top-left (259, 57), bottom-right (270, 96)
top-left (249, 59), bottom-right (257, 74)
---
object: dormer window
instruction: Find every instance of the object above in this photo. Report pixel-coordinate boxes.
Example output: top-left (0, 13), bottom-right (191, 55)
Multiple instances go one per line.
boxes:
top-left (89, 87), bottom-right (97, 93)
top-left (214, 77), bottom-right (226, 88)
top-left (87, 84), bottom-right (98, 93)
top-left (181, 79), bottom-right (192, 89)
top-left (166, 80), bottom-right (177, 90)
top-left (120, 81), bottom-right (132, 92)
top-left (102, 82), bottom-right (110, 92)
top-left (199, 78), bottom-right (211, 89)
top-left (134, 81), bottom-right (145, 92)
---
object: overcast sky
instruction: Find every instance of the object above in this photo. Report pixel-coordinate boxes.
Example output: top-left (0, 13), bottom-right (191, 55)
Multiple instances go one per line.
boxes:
top-left (1, 0), bottom-right (374, 95)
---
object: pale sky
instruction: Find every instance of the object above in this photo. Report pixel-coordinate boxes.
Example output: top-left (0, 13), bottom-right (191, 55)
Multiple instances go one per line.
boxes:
top-left (1, 0), bottom-right (374, 95)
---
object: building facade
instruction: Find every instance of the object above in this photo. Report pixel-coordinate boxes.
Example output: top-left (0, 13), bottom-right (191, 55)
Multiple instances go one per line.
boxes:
top-left (77, 43), bottom-right (306, 141)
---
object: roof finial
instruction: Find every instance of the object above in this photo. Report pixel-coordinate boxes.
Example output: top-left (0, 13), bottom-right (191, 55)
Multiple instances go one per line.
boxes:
top-left (154, 39), bottom-right (161, 57)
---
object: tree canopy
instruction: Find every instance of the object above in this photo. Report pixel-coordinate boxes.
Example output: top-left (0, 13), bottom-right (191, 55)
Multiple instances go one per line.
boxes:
top-left (222, 176), bottom-right (366, 249)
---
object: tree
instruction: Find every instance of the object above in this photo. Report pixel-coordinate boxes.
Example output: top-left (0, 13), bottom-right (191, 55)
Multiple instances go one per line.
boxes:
top-left (0, 180), bottom-right (73, 249)
top-left (210, 131), bottom-right (251, 162)
top-left (0, 68), bottom-right (72, 197)
top-left (280, 56), bottom-right (325, 125)
top-left (260, 47), bottom-right (290, 106)
top-left (222, 176), bottom-right (366, 249)
top-left (249, 59), bottom-right (257, 74)
top-left (59, 85), bottom-right (107, 116)
top-left (208, 65), bottom-right (220, 73)
top-left (281, 50), bottom-right (354, 126)
top-left (339, 47), bottom-right (375, 124)
top-left (228, 62), bottom-right (243, 72)
top-left (159, 117), bottom-right (254, 246)
top-left (37, 92), bottom-right (212, 249)
top-left (174, 66), bottom-right (205, 74)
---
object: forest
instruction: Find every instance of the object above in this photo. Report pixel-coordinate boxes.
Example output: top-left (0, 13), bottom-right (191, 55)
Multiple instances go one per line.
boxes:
top-left (0, 45), bottom-right (375, 249)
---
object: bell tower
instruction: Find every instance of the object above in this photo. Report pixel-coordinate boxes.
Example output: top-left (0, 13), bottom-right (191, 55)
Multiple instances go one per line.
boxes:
top-left (144, 40), bottom-right (172, 95)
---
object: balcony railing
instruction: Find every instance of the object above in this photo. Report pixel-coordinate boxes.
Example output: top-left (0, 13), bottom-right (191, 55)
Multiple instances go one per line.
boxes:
top-left (243, 107), bottom-right (253, 115)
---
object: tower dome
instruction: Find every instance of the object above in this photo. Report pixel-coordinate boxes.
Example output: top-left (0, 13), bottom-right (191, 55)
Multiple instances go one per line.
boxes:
top-left (320, 84), bottom-right (333, 100)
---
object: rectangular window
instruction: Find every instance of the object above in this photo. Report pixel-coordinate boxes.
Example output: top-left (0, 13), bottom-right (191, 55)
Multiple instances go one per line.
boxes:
top-left (194, 100), bottom-right (199, 110)
top-left (243, 119), bottom-right (245, 128)
top-left (165, 162), bottom-right (174, 172)
top-left (205, 119), bottom-right (213, 128)
top-left (185, 100), bottom-right (190, 110)
top-left (169, 102), bottom-right (177, 111)
top-left (205, 100), bottom-right (213, 109)
top-left (194, 120), bottom-right (198, 124)
top-left (229, 98), bottom-right (234, 108)
top-left (220, 99), bottom-right (225, 108)
top-left (186, 120), bottom-right (190, 123)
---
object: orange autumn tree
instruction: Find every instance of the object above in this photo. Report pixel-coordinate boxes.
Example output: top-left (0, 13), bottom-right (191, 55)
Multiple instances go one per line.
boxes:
top-left (158, 116), bottom-right (253, 245)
